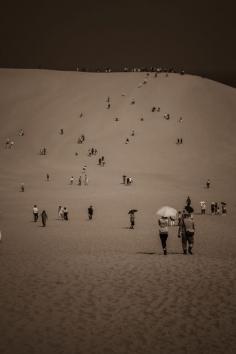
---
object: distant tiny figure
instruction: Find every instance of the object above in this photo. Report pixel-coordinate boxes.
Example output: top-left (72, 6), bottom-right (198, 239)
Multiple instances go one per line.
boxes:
top-left (158, 216), bottom-right (169, 255)
top-left (58, 206), bottom-right (64, 219)
top-left (186, 196), bottom-right (191, 206)
top-left (180, 138), bottom-right (183, 144)
top-left (78, 176), bottom-right (82, 185)
top-left (122, 175), bottom-right (126, 184)
top-left (131, 99), bottom-right (135, 105)
top-left (46, 173), bottom-right (50, 181)
top-left (140, 117), bottom-right (144, 121)
top-left (200, 201), bottom-right (206, 215)
top-left (179, 117), bottom-right (183, 123)
top-left (20, 183), bottom-right (25, 192)
top-left (63, 207), bottom-right (69, 220)
top-left (84, 174), bottom-right (89, 185)
top-left (10, 141), bottom-right (14, 149)
top-left (5, 138), bottom-right (10, 148)
top-left (115, 117), bottom-right (119, 121)
top-left (88, 205), bottom-right (94, 220)
top-left (129, 212), bottom-right (135, 229)
top-left (127, 177), bottom-right (133, 185)
top-left (206, 179), bottom-right (210, 189)
top-left (164, 113), bottom-right (170, 120)
top-left (215, 202), bottom-right (220, 215)
top-left (125, 138), bottom-right (129, 144)
top-left (157, 107), bottom-right (160, 112)
top-left (131, 130), bottom-right (135, 136)
top-left (75, 152), bottom-right (78, 156)
top-left (106, 96), bottom-right (110, 103)
top-left (33, 205), bottom-right (39, 222)
top-left (211, 202), bottom-right (215, 215)
top-left (41, 210), bottom-right (48, 227)
top-left (80, 112), bottom-right (83, 118)
top-left (151, 106), bottom-right (156, 112)
top-left (177, 138), bottom-right (180, 144)
top-left (70, 176), bottom-right (74, 185)
top-left (98, 158), bottom-right (102, 165)
top-left (19, 129), bottom-right (24, 136)
top-left (107, 103), bottom-right (111, 109)
top-left (60, 128), bottom-right (64, 135)
top-left (221, 202), bottom-right (227, 215)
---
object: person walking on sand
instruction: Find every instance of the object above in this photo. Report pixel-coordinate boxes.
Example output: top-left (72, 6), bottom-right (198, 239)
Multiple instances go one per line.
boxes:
top-left (211, 202), bottom-right (215, 215)
top-left (78, 176), bottom-right (82, 185)
top-left (206, 179), bottom-right (210, 189)
top-left (58, 206), bottom-right (64, 219)
top-left (46, 173), bottom-right (50, 181)
top-left (63, 207), bottom-right (69, 220)
top-left (88, 205), bottom-right (94, 220)
top-left (41, 210), bottom-right (48, 227)
top-left (122, 175), bottom-right (127, 184)
top-left (200, 201), bottom-right (206, 215)
top-left (20, 183), bottom-right (25, 192)
top-left (84, 174), bottom-right (88, 185)
top-left (70, 176), bottom-right (74, 185)
top-left (129, 212), bottom-right (135, 229)
top-left (178, 212), bottom-right (195, 254)
top-left (33, 205), bottom-right (39, 222)
top-left (158, 216), bottom-right (169, 255)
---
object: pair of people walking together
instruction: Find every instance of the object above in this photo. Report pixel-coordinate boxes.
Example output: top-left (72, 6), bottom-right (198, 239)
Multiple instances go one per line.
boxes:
top-left (158, 212), bottom-right (195, 255)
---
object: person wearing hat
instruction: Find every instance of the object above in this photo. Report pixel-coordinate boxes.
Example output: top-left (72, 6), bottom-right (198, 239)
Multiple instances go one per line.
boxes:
top-left (178, 213), bottom-right (195, 254)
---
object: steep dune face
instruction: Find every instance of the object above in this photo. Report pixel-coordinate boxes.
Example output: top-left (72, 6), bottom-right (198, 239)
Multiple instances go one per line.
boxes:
top-left (0, 69), bottom-right (235, 201)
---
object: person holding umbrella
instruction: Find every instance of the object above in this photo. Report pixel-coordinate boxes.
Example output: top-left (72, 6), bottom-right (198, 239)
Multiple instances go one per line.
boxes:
top-left (157, 206), bottom-right (177, 255)
top-left (128, 209), bottom-right (137, 229)
top-left (158, 216), bottom-right (169, 255)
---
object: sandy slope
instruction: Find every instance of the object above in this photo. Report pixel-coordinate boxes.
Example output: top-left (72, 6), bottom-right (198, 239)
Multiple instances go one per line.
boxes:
top-left (0, 69), bottom-right (235, 354)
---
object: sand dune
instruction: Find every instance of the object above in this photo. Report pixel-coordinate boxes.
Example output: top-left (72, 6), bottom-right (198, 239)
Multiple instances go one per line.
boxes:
top-left (0, 69), bottom-right (235, 354)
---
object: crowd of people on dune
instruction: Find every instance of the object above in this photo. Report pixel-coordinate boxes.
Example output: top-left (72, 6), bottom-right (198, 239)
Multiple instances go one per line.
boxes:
top-left (1, 73), bottom-right (229, 256)
top-left (75, 65), bottom-right (185, 75)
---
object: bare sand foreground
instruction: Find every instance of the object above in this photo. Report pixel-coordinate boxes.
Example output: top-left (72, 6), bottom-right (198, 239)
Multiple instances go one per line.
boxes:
top-left (0, 69), bottom-right (236, 354)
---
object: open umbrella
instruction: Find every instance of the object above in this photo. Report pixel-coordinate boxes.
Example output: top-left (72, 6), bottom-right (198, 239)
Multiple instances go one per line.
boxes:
top-left (128, 209), bottom-right (138, 214)
top-left (156, 206), bottom-right (177, 218)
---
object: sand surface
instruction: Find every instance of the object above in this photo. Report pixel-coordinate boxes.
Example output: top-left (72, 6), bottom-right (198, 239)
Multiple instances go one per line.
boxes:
top-left (0, 69), bottom-right (235, 354)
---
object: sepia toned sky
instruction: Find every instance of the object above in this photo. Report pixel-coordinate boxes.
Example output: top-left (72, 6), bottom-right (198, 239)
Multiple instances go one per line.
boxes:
top-left (0, 0), bottom-right (235, 86)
